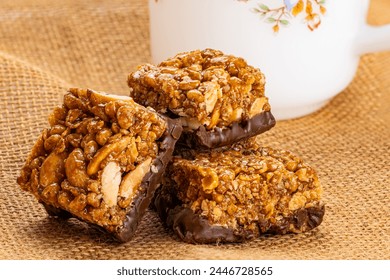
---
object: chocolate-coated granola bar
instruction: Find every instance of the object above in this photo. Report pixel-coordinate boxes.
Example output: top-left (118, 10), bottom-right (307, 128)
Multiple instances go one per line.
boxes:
top-left (154, 146), bottom-right (324, 244)
top-left (128, 49), bottom-right (275, 149)
top-left (17, 88), bottom-right (182, 242)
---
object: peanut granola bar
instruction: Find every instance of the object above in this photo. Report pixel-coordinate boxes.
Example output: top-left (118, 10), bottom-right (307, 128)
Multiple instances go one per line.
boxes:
top-left (128, 49), bottom-right (275, 149)
top-left (154, 146), bottom-right (324, 244)
top-left (17, 88), bottom-right (182, 242)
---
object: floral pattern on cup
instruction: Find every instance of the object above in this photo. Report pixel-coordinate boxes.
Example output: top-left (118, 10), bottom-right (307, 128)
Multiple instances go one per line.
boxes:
top-left (250, 0), bottom-right (327, 32)
top-left (155, 0), bottom-right (326, 33)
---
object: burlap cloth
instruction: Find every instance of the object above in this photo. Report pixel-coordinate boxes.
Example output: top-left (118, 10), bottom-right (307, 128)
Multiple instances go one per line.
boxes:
top-left (0, 0), bottom-right (389, 260)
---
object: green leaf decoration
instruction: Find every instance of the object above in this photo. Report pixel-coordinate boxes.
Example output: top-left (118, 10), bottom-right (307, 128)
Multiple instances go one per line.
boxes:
top-left (258, 4), bottom-right (270, 11)
top-left (280, 19), bottom-right (290, 25)
top-left (266, 17), bottom-right (276, 23)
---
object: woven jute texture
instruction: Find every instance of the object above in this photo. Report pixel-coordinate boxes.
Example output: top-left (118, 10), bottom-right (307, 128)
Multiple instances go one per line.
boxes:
top-left (1, 0), bottom-right (389, 260)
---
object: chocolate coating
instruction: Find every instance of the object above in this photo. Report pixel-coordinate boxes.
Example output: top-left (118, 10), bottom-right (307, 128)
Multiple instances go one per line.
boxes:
top-left (179, 111), bottom-right (276, 149)
top-left (115, 118), bottom-right (182, 242)
top-left (154, 187), bottom-right (253, 244)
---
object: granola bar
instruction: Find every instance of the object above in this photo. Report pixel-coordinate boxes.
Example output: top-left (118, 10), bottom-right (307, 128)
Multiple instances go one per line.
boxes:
top-left (17, 88), bottom-right (182, 242)
top-left (154, 146), bottom-right (324, 244)
top-left (128, 49), bottom-right (275, 149)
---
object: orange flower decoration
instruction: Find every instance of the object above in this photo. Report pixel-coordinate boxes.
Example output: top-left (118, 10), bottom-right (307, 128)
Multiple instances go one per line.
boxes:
top-left (252, 0), bottom-right (327, 33)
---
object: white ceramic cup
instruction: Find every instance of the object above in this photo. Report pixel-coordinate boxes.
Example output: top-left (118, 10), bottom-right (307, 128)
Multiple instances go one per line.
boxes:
top-left (149, 0), bottom-right (390, 120)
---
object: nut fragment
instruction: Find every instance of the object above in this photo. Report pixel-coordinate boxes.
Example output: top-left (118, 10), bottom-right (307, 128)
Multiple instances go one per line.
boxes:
top-left (64, 91), bottom-right (88, 111)
top-left (125, 137), bottom-right (138, 164)
top-left (83, 140), bottom-right (99, 161)
top-left (65, 148), bottom-right (89, 188)
top-left (202, 82), bottom-right (221, 114)
top-left (119, 157), bottom-right (152, 199)
top-left (207, 104), bottom-right (221, 130)
top-left (199, 167), bottom-right (219, 194)
top-left (117, 105), bottom-right (135, 129)
top-left (186, 89), bottom-right (204, 103)
top-left (43, 134), bottom-right (62, 152)
top-left (296, 168), bottom-right (310, 182)
top-left (41, 183), bottom-right (60, 202)
top-left (49, 124), bottom-right (67, 136)
top-left (289, 193), bottom-right (307, 211)
top-left (101, 162), bottom-right (122, 207)
top-left (89, 90), bottom-right (132, 106)
top-left (66, 133), bottom-right (82, 148)
top-left (249, 97), bottom-right (267, 118)
top-left (87, 136), bottom-right (131, 176)
top-left (96, 128), bottom-right (112, 146)
top-left (48, 106), bottom-right (67, 126)
top-left (179, 77), bottom-right (200, 90)
top-left (68, 194), bottom-right (87, 213)
top-left (39, 152), bottom-right (67, 187)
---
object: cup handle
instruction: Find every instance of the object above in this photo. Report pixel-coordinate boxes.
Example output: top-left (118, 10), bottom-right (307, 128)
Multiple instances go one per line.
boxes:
top-left (356, 23), bottom-right (390, 54)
